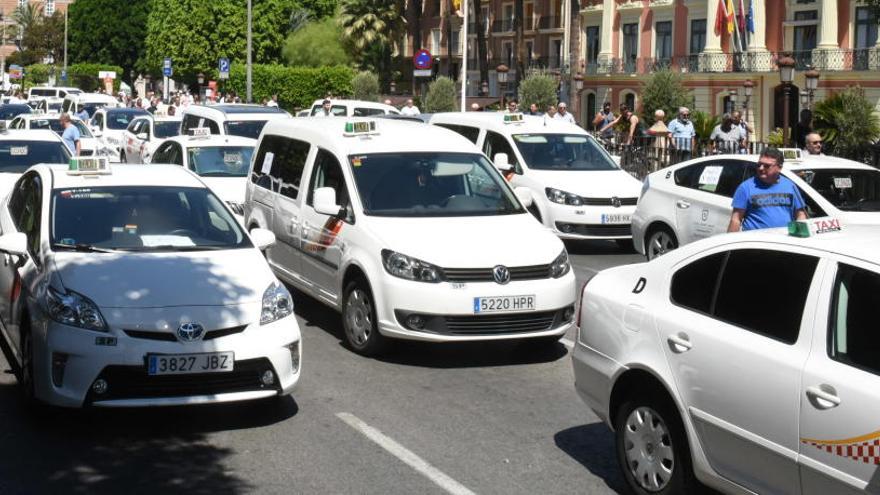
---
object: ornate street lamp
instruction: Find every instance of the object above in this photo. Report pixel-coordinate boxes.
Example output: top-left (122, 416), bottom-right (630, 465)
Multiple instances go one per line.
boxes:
top-left (496, 64), bottom-right (509, 108)
top-left (777, 54), bottom-right (796, 147)
top-left (390, 80), bottom-right (396, 94)
top-left (481, 80), bottom-right (489, 96)
top-left (805, 67), bottom-right (820, 109)
top-left (574, 72), bottom-right (584, 124)
top-left (742, 79), bottom-right (754, 126)
top-left (728, 88), bottom-right (738, 113)
top-left (800, 89), bottom-right (809, 108)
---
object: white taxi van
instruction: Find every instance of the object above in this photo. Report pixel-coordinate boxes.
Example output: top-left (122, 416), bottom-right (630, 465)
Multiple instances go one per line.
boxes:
top-left (180, 104), bottom-right (290, 140)
top-left (0, 158), bottom-right (301, 408)
top-left (244, 118), bottom-right (576, 356)
top-left (573, 220), bottom-right (880, 495)
top-left (633, 150), bottom-right (880, 259)
top-left (429, 112), bottom-right (643, 247)
top-left (61, 92), bottom-right (120, 118)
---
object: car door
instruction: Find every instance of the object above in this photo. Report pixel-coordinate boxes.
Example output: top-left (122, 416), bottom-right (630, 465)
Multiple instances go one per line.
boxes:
top-left (265, 137), bottom-right (310, 285)
top-left (671, 159), bottom-right (747, 244)
top-left (150, 141), bottom-right (173, 164)
top-left (798, 259), bottom-right (880, 495)
top-left (298, 148), bottom-right (352, 303)
top-left (655, 246), bottom-right (823, 494)
top-left (0, 174), bottom-right (32, 352)
top-left (124, 119), bottom-right (141, 162)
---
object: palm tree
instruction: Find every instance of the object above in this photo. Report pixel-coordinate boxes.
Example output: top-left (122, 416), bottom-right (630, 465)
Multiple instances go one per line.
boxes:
top-left (339, 0), bottom-right (407, 90)
top-left (813, 86), bottom-right (880, 159)
top-left (12, 2), bottom-right (42, 50)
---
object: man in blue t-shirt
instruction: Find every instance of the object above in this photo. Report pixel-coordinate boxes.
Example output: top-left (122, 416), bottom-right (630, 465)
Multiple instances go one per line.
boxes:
top-left (728, 148), bottom-right (807, 232)
top-left (60, 113), bottom-right (81, 156)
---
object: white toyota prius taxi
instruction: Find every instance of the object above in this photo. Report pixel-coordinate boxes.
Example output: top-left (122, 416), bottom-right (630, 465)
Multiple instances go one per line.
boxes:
top-left (0, 158), bottom-right (301, 408)
top-left (245, 118), bottom-right (576, 356)
top-left (572, 220), bottom-right (880, 495)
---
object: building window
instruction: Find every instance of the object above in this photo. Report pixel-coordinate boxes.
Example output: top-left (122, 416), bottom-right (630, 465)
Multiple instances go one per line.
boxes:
top-left (452, 29), bottom-right (461, 55)
top-left (552, 0), bottom-right (562, 28)
top-left (45, 0), bottom-right (55, 16)
top-left (481, 7), bottom-right (490, 35)
top-left (586, 93), bottom-right (597, 130)
top-left (550, 38), bottom-right (562, 68)
top-left (655, 21), bottom-right (672, 61)
top-left (502, 41), bottom-right (513, 66)
top-left (690, 19), bottom-right (706, 54)
top-left (625, 93), bottom-right (636, 111)
top-left (524, 1), bottom-right (535, 30)
top-left (622, 23), bottom-right (639, 70)
top-left (502, 4), bottom-right (514, 32)
top-left (793, 10), bottom-right (817, 66)
top-left (855, 7), bottom-right (878, 49)
top-left (431, 29), bottom-right (441, 55)
top-left (586, 26), bottom-right (600, 65)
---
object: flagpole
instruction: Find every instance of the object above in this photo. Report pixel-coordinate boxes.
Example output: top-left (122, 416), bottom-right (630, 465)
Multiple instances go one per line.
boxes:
top-left (460, 0), bottom-right (468, 112)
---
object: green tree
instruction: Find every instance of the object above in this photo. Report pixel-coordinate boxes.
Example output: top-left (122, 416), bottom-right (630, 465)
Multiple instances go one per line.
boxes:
top-left (69, 0), bottom-right (149, 82)
top-left (351, 71), bottom-right (379, 101)
top-left (282, 18), bottom-right (351, 67)
top-left (518, 73), bottom-right (557, 110)
top-left (296, 0), bottom-right (338, 19)
top-left (813, 86), bottom-right (880, 159)
top-left (12, 3), bottom-right (65, 64)
top-left (691, 110), bottom-right (720, 143)
top-left (424, 76), bottom-right (456, 112)
top-left (338, 0), bottom-right (405, 89)
top-left (12, 2), bottom-right (42, 33)
top-left (639, 69), bottom-right (693, 126)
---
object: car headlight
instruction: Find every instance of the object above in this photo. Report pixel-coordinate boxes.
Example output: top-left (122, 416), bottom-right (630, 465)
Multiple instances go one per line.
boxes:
top-left (261, 281), bottom-right (293, 325)
top-left (550, 250), bottom-right (571, 278)
top-left (381, 249), bottom-right (443, 283)
top-left (545, 187), bottom-right (583, 206)
top-left (46, 286), bottom-right (107, 331)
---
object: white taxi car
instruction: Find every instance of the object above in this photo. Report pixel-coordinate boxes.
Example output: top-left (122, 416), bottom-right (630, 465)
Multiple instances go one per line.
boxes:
top-left (572, 221), bottom-right (880, 495)
top-left (151, 131), bottom-right (255, 218)
top-left (245, 118), bottom-right (576, 356)
top-left (308, 99), bottom-right (400, 117)
top-left (633, 151), bottom-right (880, 259)
top-left (121, 114), bottom-right (182, 164)
top-left (8, 114), bottom-right (106, 157)
top-left (0, 127), bottom-right (70, 194)
top-left (180, 104), bottom-right (290, 140)
top-left (430, 112), bottom-right (643, 247)
top-left (89, 107), bottom-right (150, 162)
top-left (0, 158), bottom-right (300, 408)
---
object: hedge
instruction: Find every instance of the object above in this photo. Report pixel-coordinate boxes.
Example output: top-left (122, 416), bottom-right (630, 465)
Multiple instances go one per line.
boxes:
top-left (223, 64), bottom-right (355, 110)
top-left (22, 64), bottom-right (54, 91)
top-left (67, 63), bottom-right (124, 92)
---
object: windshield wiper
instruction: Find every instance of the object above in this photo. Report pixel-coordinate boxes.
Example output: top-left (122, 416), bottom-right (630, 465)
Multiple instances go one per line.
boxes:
top-left (115, 245), bottom-right (227, 252)
top-left (52, 242), bottom-right (116, 253)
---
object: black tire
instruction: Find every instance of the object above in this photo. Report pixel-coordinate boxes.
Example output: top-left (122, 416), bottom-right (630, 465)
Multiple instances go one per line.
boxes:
top-left (18, 321), bottom-right (42, 411)
top-left (342, 278), bottom-right (387, 356)
top-left (644, 227), bottom-right (678, 261)
top-left (614, 391), bottom-right (698, 495)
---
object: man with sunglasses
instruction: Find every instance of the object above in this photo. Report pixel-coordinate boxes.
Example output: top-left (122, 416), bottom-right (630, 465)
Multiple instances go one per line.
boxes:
top-left (804, 132), bottom-right (825, 155)
top-left (728, 148), bottom-right (807, 232)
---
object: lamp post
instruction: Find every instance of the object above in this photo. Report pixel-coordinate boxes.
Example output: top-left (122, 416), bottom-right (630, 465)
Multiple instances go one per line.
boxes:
top-left (805, 67), bottom-right (820, 110)
top-left (246, 0), bottom-right (252, 103)
top-left (800, 89), bottom-right (809, 108)
top-left (390, 80), bottom-right (396, 95)
top-left (197, 72), bottom-right (205, 85)
top-left (496, 64), bottom-right (509, 109)
top-left (573, 72), bottom-right (583, 125)
top-left (728, 88), bottom-right (738, 114)
top-left (480, 80), bottom-right (489, 97)
top-left (777, 54), bottom-right (796, 147)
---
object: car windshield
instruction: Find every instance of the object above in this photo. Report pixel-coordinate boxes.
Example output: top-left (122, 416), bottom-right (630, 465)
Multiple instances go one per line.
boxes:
top-left (82, 103), bottom-right (109, 116)
top-left (154, 121), bottom-right (180, 138)
top-left (0, 140), bottom-right (70, 173)
top-left (351, 152), bottom-right (523, 217)
top-left (0, 106), bottom-right (30, 120)
top-left (47, 102), bottom-right (62, 112)
top-left (51, 186), bottom-right (250, 252)
top-left (106, 110), bottom-right (144, 130)
top-left (187, 146), bottom-right (254, 177)
top-left (512, 134), bottom-right (618, 171)
top-left (224, 120), bottom-right (267, 139)
top-left (797, 168), bottom-right (880, 212)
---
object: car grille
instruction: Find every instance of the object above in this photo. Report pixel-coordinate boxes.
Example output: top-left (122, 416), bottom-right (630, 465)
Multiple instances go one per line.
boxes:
top-left (123, 325), bottom-right (248, 342)
top-left (555, 222), bottom-right (632, 237)
top-left (85, 357), bottom-right (278, 404)
top-left (394, 306), bottom-right (573, 336)
top-left (443, 264), bottom-right (552, 283)
top-left (580, 197), bottom-right (638, 206)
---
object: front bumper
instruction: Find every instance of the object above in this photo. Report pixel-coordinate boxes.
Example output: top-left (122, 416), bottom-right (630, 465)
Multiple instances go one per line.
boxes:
top-left (374, 271), bottom-right (577, 342)
top-left (544, 203), bottom-right (636, 240)
top-left (35, 315), bottom-right (301, 408)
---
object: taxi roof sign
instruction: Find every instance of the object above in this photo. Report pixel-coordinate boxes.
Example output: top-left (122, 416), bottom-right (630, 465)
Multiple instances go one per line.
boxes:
top-left (68, 156), bottom-right (111, 175)
top-left (778, 148), bottom-right (803, 161)
top-left (503, 113), bottom-right (524, 124)
top-left (344, 120), bottom-right (378, 137)
top-left (189, 127), bottom-right (211, 138)
top-left (788, 217), bottom-right (842, 238)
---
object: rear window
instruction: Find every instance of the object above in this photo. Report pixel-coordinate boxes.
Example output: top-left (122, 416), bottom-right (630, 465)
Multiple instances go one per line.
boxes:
top-left (0, 140), bottom-right (70, 173)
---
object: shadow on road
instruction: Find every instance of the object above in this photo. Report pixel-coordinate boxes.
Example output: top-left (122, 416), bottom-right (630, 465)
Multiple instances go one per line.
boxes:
top-left (0, 376), bottom-right (297, 494)
top-left (563, 239), bottom-right (636, 257)
top-left (555, 423), bottom-right (627, 494)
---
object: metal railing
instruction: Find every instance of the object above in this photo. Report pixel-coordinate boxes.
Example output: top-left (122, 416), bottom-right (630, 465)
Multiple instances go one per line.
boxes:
top-left (536, 16), bottom-right (562, 30)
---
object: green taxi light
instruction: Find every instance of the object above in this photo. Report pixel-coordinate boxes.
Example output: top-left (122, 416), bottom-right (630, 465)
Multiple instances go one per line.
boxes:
top-left (788, 220), bottom-right (810, 238)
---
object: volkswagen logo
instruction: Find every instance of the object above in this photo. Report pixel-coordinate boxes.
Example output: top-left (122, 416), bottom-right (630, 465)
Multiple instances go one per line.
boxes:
top-left (492, 265), bottom-right (511, 285)
top-left (611, 196), bottom-right (622, 208)
top-left (177, 322), bottom-right (205, 342)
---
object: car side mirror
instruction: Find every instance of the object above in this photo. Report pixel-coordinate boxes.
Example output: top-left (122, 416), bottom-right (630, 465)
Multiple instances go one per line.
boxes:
top-left (313, 187), bottom-right (342, 217)
top-left (0, 232), bottom-right (28, 257)
top-left (494, 152), bottom-right (512, 173)
top-left (514, 187), bottom-right (533, 208)
top-left (249, 228), bottom-right (276, 251)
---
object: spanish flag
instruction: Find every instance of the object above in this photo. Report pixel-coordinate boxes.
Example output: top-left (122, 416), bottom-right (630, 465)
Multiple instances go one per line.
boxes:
top-left (726, 0), bottom-right (736, 33)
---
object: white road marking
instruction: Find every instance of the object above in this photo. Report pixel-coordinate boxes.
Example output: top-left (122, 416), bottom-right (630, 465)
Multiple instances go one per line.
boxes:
top-left (561, 338), bottom-right (575, 349)
top-left (336, 412), bottom-right (476, 495)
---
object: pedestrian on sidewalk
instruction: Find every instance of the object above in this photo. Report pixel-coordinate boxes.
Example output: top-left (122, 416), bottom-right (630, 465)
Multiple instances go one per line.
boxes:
top-left (667, 107), bottom-right (696, 163)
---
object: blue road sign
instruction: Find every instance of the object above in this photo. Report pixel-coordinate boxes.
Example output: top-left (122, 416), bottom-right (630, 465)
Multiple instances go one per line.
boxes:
top-left (219, 57), bottom-right (230, 79)
top-left (163, 57), bottom-right (173, 77)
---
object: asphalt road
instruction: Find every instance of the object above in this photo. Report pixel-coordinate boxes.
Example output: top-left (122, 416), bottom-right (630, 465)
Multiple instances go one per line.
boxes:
top-left (0, 240), bottom-right (645, 495)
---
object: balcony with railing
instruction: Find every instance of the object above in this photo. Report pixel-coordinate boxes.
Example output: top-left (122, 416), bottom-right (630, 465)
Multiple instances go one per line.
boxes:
top-left (536, 16), bottom-right (562, 30)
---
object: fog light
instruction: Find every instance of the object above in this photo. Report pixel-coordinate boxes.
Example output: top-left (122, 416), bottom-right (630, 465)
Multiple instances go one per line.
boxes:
top-left (287, 341), bottom-right (300, 373)
top-left (563, 306), bottom-right (575, 322)
top-left (559, 223), bottom-right (574, 233)
top-left (92, 378), bottom-right (108, 395)
top-left (261, 370), bottom-right (275, 386)
top-left (51, 352), bottom-right (68, 387)
top-left (405, 314), bottom-right (426, 330)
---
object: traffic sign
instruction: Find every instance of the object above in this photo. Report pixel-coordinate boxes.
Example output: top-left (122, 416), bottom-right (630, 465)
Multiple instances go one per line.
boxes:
top-left (218, 57), bottom-right (230, 80)
top-left (413, 49), bottom-right (433, 70)
top-left (98, 71), bottom-right (116, 79)
top-left (60, 70), bottom-right (67, 81)
top-left (163, 57), bottom-right (173, 77)
top-left (413, 69), bottom-right (433, 78)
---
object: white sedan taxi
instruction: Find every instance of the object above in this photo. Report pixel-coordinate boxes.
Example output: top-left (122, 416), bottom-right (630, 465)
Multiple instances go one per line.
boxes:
top-left (573, 221), bottom-right (880, 495)
top-left (8, 114), bottom-right (107, 157)
top-left (633, 150), bottom-right (880, 259)
top-left (121, 114), bottom-right (182, 164)
top-left (0, 158), bottom-right (300, 408)
top-left (245, 118), bottom-right (576, 356)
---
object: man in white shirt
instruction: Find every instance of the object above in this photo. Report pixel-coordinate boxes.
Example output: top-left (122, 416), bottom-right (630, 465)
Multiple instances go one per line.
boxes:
top-left (315, 99), bottom-right (334, 117)
top-left (266, 94), bottom-right (279, 107)
top-left (400, 99), bottom-right (420, 116)
top-left (553, 102), bottom-right (576, 124)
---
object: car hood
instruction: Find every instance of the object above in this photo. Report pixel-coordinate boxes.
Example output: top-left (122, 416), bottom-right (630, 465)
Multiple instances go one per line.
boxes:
top-left (364, 213), bottom-right (564, 267)
top-left (200, 177), bottom-right (247, 205)
top-left (51, 248), bottom-right (275, 308)
top-left (527, 169), bottom-right (643, 198)
top-left (0, 173), bottom-right (21, 197)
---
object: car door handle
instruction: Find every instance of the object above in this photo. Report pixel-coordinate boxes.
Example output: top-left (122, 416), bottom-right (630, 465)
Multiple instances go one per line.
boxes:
top-left (676, 200), bottom-right (691, 209)
top-left (806, 385), bottom-right (841, 409)
top-left (288, 220), bottom-right (299, 235)
top-left (667, 333), bottom-right (692, 353)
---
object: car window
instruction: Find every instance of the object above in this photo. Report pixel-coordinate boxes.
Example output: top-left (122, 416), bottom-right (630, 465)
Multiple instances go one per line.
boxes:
top-left (435, 123), bottom-right (481, 144)
top-left (353, 107), bottom-right (385, 117)
top-left (127, 119), bottom-right (140, 133)
top-left (483, 131), bottom-right (520, 173)
top-left (167, 143), bottom-right (183, 165)
top-left (674, 160), bottom-right (747, 198)
top-left (670, 252), bottom-right (727, 314)
top-left (795, 168), bottom-right (880, 212)
top-left (251, 135), bottom-right (309, 196)
top-left (152, 142), bottom-right (172, 163)
top-left (0, 140), bottom-right (70, 173)
top-left (91, 113), bottom-right (104, 129)
top-left (223, 120), bottom-right (267, 139)
top-left (154, 121), bottom-right (179, 138)
top-left (307, 149), bottom-right (353, 222)
top-left (11, 173), bottom-right (42, 257)
top-left (829, 263), bottom-right (880, 376)
top-left (714, 249), bottom-right (818, 344)
top-left (187, 146), bottom-right (254, 177)
top-left (106, 111), bottom-right (142, 130)
top-left (512, 134), bottom-right (617, 171)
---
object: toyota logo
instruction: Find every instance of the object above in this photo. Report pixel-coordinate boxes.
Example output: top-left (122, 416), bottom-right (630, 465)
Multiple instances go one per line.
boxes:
top-left (611, 196), bottom-right (622, 208)
top-left (492, 265), bottom-right (511, 285)
top-left (177, 322), bottom-right (205, 342)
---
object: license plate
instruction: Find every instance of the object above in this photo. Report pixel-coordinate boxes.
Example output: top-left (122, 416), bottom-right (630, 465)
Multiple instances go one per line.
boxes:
top-left (147, 352), bottom-right (234, 376)
top-left (601, 213), bottom-right (631, 224)
top-left (473, 295), bottom-right (536, 313)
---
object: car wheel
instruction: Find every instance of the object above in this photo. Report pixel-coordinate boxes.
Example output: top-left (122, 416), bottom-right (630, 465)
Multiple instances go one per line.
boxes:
top-left (645, 228), bottom-right (678, 261)
top-left (19, 323), bottom-right (39, 407)
top-left (342, 278), bottom-right (386, 356)
top-left (615, 394), bottom-right (697, 495)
